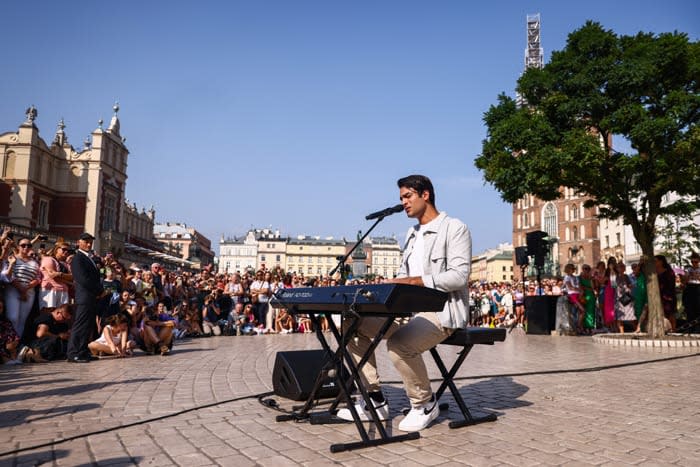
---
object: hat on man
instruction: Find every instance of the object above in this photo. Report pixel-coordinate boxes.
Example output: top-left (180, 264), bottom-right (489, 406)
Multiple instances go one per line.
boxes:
top-left (79, 232), bottom-right (95, 241)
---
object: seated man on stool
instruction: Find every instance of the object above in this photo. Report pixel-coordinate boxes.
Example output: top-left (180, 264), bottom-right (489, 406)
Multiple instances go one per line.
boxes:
top-left (337, 174), bottom-right (471, 432)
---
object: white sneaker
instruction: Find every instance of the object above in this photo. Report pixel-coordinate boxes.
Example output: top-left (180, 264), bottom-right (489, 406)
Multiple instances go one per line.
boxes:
top-left (336, 397), bottom-right (390, 422)
top-left (18, 346), bottom-right (31, 363)
top-left (398, 396), bottom-right (439, 432)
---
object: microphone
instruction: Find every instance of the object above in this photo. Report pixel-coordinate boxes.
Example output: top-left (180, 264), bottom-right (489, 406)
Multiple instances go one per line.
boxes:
top-left (365, 204), bottom-right (404, 220)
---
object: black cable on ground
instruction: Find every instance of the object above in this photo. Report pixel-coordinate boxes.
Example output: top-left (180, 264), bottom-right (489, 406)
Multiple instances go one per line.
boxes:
top-left (3, 351), bottom-right (699, 459)
top-left (258, 351), bottom-right (700, 414)
top-left (384, 350), bottom-right (700, 385)
top-left (0, 391), bottom-right (274, 459)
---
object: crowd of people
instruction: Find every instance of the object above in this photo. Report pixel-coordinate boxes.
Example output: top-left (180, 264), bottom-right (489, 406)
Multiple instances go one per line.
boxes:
top-left (1, 225), bottom-right (699, 365)
top-left (469, 253), bottom-right (700, 335)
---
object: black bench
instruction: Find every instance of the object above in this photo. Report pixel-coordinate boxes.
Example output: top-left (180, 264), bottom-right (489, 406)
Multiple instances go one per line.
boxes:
top-left (429, 327), bottom-right (506, 428)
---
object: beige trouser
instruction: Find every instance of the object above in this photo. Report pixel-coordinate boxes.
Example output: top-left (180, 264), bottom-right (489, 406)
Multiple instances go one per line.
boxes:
top-left (346, 312), bottom-right (453, 407)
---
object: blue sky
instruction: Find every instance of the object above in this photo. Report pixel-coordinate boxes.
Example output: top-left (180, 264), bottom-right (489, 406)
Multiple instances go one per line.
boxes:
top-left (1, 1), bottom-right (698, 254)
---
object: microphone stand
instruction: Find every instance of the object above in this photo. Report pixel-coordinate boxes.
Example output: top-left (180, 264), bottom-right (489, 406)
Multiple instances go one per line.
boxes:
top-left (329, 216), bottom-right (387, 283)
top-left (327, 213), bottom-right (390, 425)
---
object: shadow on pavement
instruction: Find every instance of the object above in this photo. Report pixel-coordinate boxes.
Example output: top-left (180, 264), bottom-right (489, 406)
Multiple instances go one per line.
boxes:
top-left (0, 402), bottom-right (102, 429)
top-left (0, 448), bottom-right (69, 465)
top-left (451, 376), bottom-right (532, 416)
top-left (75, 455), bottom-right (142, 466)
top-left (0, 448), bottom-right (141, 467)
top-left (382, 376), bottom-right (530, 421)
top-left (0, 377), bottom-right (160, 404)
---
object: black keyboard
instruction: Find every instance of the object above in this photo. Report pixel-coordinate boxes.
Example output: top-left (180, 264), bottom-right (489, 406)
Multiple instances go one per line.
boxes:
top-left (270, 284), bottom-right (448, 316)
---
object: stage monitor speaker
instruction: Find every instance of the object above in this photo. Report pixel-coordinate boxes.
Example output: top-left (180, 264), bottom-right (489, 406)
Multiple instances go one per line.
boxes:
top-left (524, 295), bottom-right (558, 335)
top-left (526, 230), bottom-right (548, 268)
top-left (515, 246), bottom-right (529, 266)
top-left (272, 349), bottom-right (341, 401)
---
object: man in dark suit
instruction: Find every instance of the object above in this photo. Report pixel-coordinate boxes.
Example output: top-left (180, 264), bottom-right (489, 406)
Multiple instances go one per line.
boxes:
top-left (66, 232), bottom-right (105, 363)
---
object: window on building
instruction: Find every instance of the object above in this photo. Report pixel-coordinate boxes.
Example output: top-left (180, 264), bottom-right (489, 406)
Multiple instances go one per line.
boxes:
top-left (276, 255), bottom-right (281, 262)
top-left (571, 204), bottom-right (579, 220)
top-left (616, 232), bottom-right (621, 245)
top-left (572, 226), bottom-right (578, 241)
top-left (37, 198), bottom-right (49, 229)
top-left (102, 195), bottom-right (117, 232)
top-left (605, 235), bottom-right (610, 248)
top-left (543, 202), bottom-right (557, 237)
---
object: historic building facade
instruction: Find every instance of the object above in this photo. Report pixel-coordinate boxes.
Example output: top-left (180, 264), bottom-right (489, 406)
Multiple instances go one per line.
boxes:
top-left (470, 243), bottom-right (514, 283)
top-left (366, 236), bottom-right (401, 278)
top-left (512, 190), bottom-right (601, 276)
top-left (1, 106), bottom-right (207, 270)
top-left (286, 236), bottom-right (346, 278)
top-left (1, 105), bottom-right (127, 252)
top-left (154, 222), bottom-right (215, 269)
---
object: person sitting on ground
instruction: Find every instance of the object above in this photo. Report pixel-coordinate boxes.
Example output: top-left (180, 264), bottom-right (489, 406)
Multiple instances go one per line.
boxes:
top-left (297, 314), bottom-right (314, 333)
top-left (201, 293), bottom-right (222, 336)
top-left (0, 297), bottom-right (21, 364)
top-left (183, 299), bottom-right (203, 336)
top-left (89, 313), bottom-right (135, 357)
top-left (21, 304), bottom-right (72, 362)
top-left (141, 303), bottom-right (174, 355)
top-left (275, 308), bottom-right (296, 333)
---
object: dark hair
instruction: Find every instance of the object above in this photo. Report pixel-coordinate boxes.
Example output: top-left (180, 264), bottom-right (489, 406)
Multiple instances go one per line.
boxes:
top-left (655, 254), bottom-right (671, 270)
top-left (397, 174), bottom-right (435, 206)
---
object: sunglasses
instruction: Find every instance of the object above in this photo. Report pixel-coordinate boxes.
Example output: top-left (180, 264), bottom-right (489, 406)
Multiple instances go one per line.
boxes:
top-left (19, 244), bottom-right (32, 248)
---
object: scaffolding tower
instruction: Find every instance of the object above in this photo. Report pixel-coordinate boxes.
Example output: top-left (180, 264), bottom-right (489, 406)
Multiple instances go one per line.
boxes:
top-left (525, 13), bottom-right (544, 70)
top-left (516, 13), bottom-right (544, 107)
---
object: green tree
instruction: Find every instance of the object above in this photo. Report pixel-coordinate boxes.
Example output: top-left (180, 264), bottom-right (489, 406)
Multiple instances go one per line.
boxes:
top-left (656, 214), bottom-right (700, 267)
top-left (475, 22), bottom-right (700, 338)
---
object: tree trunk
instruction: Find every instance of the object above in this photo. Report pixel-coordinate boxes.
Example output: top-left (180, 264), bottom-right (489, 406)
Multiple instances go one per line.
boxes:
top-left (641, 243), bottom-right (665, 338)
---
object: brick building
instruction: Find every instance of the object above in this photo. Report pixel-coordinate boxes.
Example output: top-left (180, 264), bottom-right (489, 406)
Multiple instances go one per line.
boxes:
top-left (512, 189), bottom-right (601, 277)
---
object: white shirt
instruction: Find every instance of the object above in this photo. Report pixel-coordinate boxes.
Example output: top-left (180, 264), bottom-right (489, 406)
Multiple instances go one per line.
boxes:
top-left (406, 224), bottom-right (426, 277)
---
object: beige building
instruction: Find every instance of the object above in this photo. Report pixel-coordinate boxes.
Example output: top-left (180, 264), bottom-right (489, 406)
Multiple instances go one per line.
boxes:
top-left (154, 222), bottom-right (214, 269)
top-left (470, 243), bottom-right (514, 283)
top-left (219, 230), bottom-right (259, 274)
top-left (256, 229), bottom-right (287, 271)
top-left (1, 105), bottom-right (127, 253)
top-left (286, 236), bottom-right (346, 278)
top-left (366, 236), bottom-right (401, 278)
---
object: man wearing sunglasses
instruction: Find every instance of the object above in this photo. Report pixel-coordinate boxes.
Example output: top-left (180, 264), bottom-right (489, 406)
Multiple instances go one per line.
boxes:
top-left (66, 232), bottom-right (106, 363)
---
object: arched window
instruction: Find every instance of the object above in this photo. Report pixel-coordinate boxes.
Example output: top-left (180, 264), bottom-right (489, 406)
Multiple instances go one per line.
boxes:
top-left (3, 151), bottom-right (17, 178)
top-left (571, 204), bottom-right (579, 220)
top-left (543, 203), bottom-right (557, 238)
top-left (572, 226), bottom-right (578, 241)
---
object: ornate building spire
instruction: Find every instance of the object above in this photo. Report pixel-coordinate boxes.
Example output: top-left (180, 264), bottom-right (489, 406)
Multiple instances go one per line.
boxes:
top-left (107, 101), bottom-right (121, 136)
top-left (23, 105), bottom-right (38, 126)
top-left (53, 118), bottom-right (67, 145)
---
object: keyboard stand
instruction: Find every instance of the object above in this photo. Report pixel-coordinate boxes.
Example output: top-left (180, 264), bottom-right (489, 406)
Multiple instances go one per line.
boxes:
top-left (278, 305), bottom-right (418, 453)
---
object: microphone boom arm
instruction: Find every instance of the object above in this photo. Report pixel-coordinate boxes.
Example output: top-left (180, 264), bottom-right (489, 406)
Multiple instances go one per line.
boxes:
top-left (329, 216), bottom-right (386, 282)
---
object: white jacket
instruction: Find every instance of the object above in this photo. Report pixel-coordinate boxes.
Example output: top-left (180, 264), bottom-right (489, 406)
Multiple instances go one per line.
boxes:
top-left (398, 212), bottom-right (472, 328)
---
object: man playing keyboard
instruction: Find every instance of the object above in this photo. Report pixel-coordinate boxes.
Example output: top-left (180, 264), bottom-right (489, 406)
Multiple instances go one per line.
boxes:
top-left (337, 174), bottom-right (471, 432)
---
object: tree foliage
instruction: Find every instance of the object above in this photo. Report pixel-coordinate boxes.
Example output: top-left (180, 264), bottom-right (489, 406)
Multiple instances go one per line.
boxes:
top-left (475, 22), bottom-right (699, 336)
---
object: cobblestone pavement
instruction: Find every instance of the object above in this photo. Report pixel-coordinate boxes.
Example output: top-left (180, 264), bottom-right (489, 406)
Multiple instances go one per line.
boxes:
top-left (1, 329), bottom-right (699, 466)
